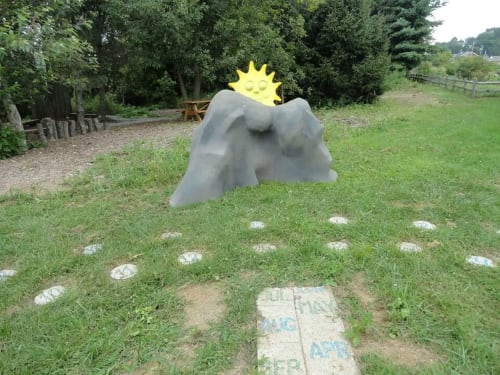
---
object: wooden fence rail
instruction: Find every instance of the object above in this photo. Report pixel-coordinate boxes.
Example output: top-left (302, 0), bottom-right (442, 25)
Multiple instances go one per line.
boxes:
top-left (408, 73), bottom-right (500, 97)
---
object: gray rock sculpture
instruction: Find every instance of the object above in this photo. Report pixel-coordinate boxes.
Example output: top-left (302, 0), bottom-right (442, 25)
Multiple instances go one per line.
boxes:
top-left (170, 90), bottom-right (337, 207)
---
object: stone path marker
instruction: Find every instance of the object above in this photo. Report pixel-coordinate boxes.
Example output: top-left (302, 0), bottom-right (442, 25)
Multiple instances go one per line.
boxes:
top-left (160, 231), bottom-right (182, 240)
top-left (178, 251), bottom-right (203, 265)
top-left (399, 242), bottom-right (422, 253)
top-left (110, 264), bottom-right (138, 280)
top-left (253, 243), bottom-right (277, 253)
top-left (412, 221), bottom-right (436, 230)
top-left (257, 286), bottom-right (359, 375)
top-left (0, 269), bottom-right (17, 281)
top-left (466, 255), bottom-right (496, 268)
top-left (83, 243), bottom-right (102, 255)
top-left (250, 221), bottom-right (266, 229)
top-left (326, 241), bottom-right (349, 251)
top-left (329, 216), bottom-right (349, 225)
top-left (34, 285), bottom-right (66, 305)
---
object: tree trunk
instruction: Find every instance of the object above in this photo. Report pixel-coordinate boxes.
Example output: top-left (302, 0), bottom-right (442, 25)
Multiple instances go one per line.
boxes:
top-left (3, 97), bottom-right (24, 132)
top-left (193, 65), bottom-right (201, 100)
top-left (98, 86), bottom-right (106, 122)
top-left (177, 71), bottom-right (188, 101)
top-left (75, 85), bottom-right (85, 133)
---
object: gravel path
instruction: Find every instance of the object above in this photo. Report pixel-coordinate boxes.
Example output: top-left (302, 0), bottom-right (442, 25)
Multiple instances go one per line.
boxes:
top-left (0, 120), bottom-right (197, 195)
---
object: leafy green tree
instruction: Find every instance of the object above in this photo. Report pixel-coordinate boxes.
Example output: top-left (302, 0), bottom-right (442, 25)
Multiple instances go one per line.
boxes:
top-left (476, 28), bottom-right (500, 56)
top-left (375, 0), bottom-right (443, 70)
top-left (301, 0), bottom-right (390, 105)
top-left (104, 0), bottom-right (306, 101)
top-left (455, 57), bottom-right (496, 80)
top-left (0, 0), bottom-right (95, 130)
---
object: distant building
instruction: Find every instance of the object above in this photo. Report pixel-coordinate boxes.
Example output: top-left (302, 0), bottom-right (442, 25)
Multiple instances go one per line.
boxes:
top-left (453, 51), bottom-right (479, 58)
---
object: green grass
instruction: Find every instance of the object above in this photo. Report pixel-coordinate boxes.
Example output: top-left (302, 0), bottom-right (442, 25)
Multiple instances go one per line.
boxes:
top-left (1, 83), bottom-right (499, 374)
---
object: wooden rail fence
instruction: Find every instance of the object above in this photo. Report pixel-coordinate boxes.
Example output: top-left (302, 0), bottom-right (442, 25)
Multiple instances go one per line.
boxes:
top-left (408, 73), bottom-right (500, 97)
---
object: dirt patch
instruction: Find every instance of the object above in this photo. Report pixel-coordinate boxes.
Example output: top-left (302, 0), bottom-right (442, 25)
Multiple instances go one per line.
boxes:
top-left (381, 89), bottom-right (440, 106)
top-left (335, 116), bottom-right (371, 128)
top-left (0, 121), bottom-right (196, 196)
top-left (176, 282), bottom-right (227, 331)
top-left (337, 272), bottom-right (444, 368)
top-left (219, 349), bottom-right (254, 375)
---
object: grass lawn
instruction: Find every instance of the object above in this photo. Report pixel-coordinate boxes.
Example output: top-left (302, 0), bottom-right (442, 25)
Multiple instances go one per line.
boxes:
top-left (1, 83), bottom-right (499, 374)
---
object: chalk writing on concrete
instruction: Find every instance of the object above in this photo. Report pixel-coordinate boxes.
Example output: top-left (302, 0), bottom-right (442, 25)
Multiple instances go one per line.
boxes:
top-left (260, 358), bottom-right (303, 375)
top-left (309, 340), bottom-right (351, 359)
top-left (296, 299), bottom-right (334, 314)
top-left (260, 288), bottom-right (293, 302)
top-left (260, 317), bottom-right (297, 333)
top-left (294, 286), bottom-right (325, 294)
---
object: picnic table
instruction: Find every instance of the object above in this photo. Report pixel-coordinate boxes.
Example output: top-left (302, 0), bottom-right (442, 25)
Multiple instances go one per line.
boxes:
top-left (183, 100), bottom-right (211, 121)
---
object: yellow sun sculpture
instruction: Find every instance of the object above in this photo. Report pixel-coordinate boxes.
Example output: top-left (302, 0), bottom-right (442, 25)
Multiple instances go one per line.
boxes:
top-left (228, 61), bottom-right (282, 106)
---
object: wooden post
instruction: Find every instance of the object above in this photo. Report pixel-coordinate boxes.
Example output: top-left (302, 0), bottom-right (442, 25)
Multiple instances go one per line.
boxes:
top-left (56, 121), bottom-right (64, 139)
top-left (46, 118), bottom-right (57, 140)
top-left (68, 120), bottom-right (76, 137)
top-left (78, 118), bottom-right (87, 134)
top-left (471, 81), bottom-right (477, 97)
top-left (36, 122), bottom-right (47, 144)
top-left (62, 120), bottom-right (70, 139)
top-left (84, 118), bottom-right (93, 133)
top-left (93, 118), bottom-right (102, 131)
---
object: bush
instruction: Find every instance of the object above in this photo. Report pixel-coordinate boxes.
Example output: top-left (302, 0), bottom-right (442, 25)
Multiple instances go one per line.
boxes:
top-left (0, 124), bottom-right (26, 159)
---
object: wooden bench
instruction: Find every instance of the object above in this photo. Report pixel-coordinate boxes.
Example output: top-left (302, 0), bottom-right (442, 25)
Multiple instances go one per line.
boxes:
top-left (183, 100), bottom-right (211, 121)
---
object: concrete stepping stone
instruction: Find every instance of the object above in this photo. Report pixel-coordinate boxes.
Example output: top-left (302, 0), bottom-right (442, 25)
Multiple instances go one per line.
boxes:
top-left (160, 231), bottom-right (182, 240)
top-left (83, 243), bottom-right (102, 255)
top-left (327, 241), bottom-right (349, 251)
top-left (178, 251), bottom-right (203, 265)
top-left (466, 256), bottom-right (495, 268)
top-left (250, 221), bottom-right (266, 229)
top-left (110, 264), bottom-right (138, 280)
top-left (34, 286), bottom-right (66, 305)
top-left (0, 269), bottom-right (17, 282)
top-left (399, 242), bottom-right (422, 253)
top-left (257, 286), bottom-right (359, 375)
top-left (329, 216), bottom-right (349, 225)
top-left (253, 243), bottom-right (277, 253)
top-left (412, 221), bottom-right (436, 230)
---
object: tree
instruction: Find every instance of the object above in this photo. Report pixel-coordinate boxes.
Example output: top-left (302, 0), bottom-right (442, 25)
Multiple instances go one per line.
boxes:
top-left (375, 0), bottom-right (443, 70)
top-left (0, 0), bottom-right (95, 130)
top-left (300, 0), bottom-right (390, 105)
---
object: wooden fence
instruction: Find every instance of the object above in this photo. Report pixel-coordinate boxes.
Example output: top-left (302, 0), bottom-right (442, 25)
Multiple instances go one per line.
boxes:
top-left (408, 73), bottom-right (500, 97)
top-left (23, 115), bottom-right (106, 143)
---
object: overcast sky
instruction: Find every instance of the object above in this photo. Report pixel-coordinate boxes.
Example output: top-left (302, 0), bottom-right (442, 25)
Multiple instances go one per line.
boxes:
top-left (431, 0), bottom-right (500, 42)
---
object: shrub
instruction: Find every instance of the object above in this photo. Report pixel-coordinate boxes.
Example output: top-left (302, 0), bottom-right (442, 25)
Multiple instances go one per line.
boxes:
top-left (0, 124), bottom-right (26, 159)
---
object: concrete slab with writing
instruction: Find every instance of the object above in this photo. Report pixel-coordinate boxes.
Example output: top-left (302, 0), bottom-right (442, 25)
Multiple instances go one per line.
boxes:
top-left (257, 286), bottom-right (359, 375)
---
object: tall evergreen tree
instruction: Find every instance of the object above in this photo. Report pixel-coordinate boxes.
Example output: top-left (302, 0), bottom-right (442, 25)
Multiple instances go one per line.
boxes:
top-left (375, 0), bottom-right (443, 70)
top-left (301, 0), bottom-right (390, 105)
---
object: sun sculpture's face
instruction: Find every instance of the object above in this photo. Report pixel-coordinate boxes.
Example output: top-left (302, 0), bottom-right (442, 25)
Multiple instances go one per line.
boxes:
top-left (228, 61), bottom-right (282, 106)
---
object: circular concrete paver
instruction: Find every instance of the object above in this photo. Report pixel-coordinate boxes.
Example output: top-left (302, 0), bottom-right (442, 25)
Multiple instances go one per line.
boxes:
top-left (110, 264), bottom-right (138, 280)
top-left (412, 221), bottom-right (436, 230)
top-left (161, 231), bottom-right (182, 240)
top-left (328, 216), bottom-right (349, 225)
top-left (0, 269), bottom-right (17, 281)
top-left (250, 221), bottom-right (266, 229)
top-left (466, 256), bottom-right (495, 268)
top-left (253, 243), bottom-right (277, 253)
top-left (34, 285), bottom-right (66, 305)
top-left (83, 243), bottom-right (102, 255)
top-left (326, 241), bottom-right (349, 251)
top-left (178, 251), bottom-right (203, 265)
top-left (399, 242), bottom-right (422, 253)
